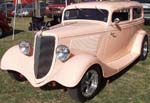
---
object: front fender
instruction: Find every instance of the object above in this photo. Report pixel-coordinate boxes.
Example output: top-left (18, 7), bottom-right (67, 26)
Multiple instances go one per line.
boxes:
top-left (0, 45), bottom-right (35, 84)
top-left (1, 45), bottom-right (33, 70)
top-left (52, 54), bottom-right (100, 87)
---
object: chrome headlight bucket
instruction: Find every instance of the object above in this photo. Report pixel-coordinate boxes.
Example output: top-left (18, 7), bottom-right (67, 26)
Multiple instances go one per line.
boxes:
top-left (19, 41), bottom-right (32, 56)
top-left (56, 45), bottom-right (70, 62)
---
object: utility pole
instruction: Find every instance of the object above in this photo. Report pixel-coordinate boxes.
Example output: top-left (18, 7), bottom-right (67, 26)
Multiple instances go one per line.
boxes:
top-left (35, 0), bottom-right (40, 17)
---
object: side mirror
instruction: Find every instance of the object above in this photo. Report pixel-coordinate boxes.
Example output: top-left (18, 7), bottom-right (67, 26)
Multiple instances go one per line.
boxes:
top-left (114, 18), bottom-right (120, 24)
top-left (114, 18), bottom-right (121, 31)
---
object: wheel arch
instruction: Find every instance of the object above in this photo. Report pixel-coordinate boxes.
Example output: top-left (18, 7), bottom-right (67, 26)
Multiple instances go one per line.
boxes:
top-left (130, 30), bottom-right (147, 55)
top-left (86, 64), bottom-right (103, 77)
top-left (52, 54), bottom-right (104, 87)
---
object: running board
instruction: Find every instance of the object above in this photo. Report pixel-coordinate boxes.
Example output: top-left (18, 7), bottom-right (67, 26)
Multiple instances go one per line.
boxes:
top-left (106, 52), bottom-right (139, 71)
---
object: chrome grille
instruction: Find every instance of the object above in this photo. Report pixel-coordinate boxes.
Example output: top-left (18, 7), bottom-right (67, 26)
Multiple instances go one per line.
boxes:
top-left (34, 36), bottom-right (55, 79)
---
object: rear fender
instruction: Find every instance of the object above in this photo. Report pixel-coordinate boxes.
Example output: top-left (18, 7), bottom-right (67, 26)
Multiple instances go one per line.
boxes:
top-left (130, 30), bottom-right (147, 54)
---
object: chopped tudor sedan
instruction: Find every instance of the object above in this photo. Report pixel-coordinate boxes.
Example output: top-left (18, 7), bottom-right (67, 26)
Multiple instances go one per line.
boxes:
top-left (0, 1), bottom-right (148, 102)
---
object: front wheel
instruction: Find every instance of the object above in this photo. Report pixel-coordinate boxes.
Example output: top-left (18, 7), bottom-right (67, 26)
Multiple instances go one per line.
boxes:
top-left (68, 65), bottom-right (105, 102)
top-left (140, 35), bottom-right (148, 61)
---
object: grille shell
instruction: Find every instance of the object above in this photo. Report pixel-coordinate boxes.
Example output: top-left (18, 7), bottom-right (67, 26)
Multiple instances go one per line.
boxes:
top-left (34, 36), bottom-right (55, 79)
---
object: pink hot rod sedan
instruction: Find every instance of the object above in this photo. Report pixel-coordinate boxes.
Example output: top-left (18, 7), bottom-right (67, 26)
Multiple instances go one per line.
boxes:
top-left (0, 1), bottom-right (148, 102)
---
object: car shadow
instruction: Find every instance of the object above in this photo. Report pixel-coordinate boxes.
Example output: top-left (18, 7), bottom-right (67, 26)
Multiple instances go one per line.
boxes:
top-left (107, 58), bottom-right (139, 83)
top-left (2, 29), bottom-right (25, 38)
top-left (40, 59), bottom-right (140, 92)
top-left (40, 82), bottom-right (65, 91)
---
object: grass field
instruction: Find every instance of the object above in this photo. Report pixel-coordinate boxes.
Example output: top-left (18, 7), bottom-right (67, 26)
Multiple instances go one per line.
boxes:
top-left (0, 17), bottom-right (150, 103)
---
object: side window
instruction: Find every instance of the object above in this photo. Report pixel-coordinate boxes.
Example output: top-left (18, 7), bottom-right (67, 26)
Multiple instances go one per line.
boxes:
top-left (133, 8), bottom-right (142, 19)
top-left (64, 10), bottom-right (80, 20)
top-left (112, 9), bottom-right (130, 22)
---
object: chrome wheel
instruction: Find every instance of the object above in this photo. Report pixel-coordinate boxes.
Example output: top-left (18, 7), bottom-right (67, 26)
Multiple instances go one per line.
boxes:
top-left (142, 41), bottom-right (148, 58)
top-left (68, 65), bottom-right (105, 102)
top-left (0, 27), bottom-right (3, 37)
top-left (81, 69), bottom-right (99, 97)
top-left (140, 36), bottom-right (148, 60)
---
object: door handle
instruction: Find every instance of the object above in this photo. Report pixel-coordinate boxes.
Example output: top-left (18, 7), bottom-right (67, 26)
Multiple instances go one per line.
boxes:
top-left (110, 32), bottom-right (117, 38)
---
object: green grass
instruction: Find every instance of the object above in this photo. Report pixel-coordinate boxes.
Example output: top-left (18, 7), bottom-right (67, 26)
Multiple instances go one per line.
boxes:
top-left (0, 17), bottom-right (150, 103)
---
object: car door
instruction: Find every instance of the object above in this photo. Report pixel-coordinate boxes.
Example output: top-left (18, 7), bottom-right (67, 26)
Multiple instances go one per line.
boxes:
top-left (104, 8), bottom-right (134, 61)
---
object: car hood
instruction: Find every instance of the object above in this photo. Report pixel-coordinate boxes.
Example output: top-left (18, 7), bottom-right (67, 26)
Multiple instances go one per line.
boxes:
top-left (42, 21), bottom-right (108, 38)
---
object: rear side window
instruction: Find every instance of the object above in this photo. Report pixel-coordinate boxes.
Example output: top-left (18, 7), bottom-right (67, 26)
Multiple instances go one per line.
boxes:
top-left (112, 9), bottom-right (130, 22)
top-left (133, 8), bottom-right (142, 19)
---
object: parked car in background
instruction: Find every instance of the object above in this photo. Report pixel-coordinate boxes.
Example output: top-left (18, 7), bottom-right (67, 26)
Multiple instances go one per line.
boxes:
top-left (0, 2), bottom-right (15, 17)
top-left (16, 3), bottom-right (34, 16)
top-left (15, 2), bottom-right (46, 17)
top-left (45, 0), bottom-right (65, 17)
top-left (0, 1), bottom-right (148, 102)
top-left (131, 0), bottom-right (150, 21)
top-left (0, 13), bottom-right (11, 38)
top-left (45, 0), bottom-right (74, 17)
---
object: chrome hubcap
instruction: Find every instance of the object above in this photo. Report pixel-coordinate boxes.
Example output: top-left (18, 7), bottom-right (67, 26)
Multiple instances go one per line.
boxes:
top-left (81, 70), bottom-right (98, 97)
top-left (143, 41), bottom-right (148, 57)
top-left (0, 28), bottom-right (2, 37)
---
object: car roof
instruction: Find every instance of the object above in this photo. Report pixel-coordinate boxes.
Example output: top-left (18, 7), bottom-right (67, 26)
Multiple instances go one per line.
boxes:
top-left (65, 1), bottom-right (142, 11)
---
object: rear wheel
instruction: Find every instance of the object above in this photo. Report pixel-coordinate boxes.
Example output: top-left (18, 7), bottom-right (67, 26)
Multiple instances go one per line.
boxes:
top-left (140, 35), bottom-right (148, 61)
top-left (0, 27), bottom-right (4, 38)
top-left (68, 65), bottom-right (105, 102)
top-left (8, 71), bottom-right (26, 82)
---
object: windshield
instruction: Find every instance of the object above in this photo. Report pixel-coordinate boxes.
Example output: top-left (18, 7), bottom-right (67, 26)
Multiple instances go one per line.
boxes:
top-left (131, 0), bottom-right (150, 3)
top-left (64, 9), bottom-right (108, 22)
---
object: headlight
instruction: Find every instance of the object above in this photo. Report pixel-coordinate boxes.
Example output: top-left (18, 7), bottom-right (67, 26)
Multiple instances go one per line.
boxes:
top-left (19, 41), bottom-right (32, 56)
top-left (56, 45), bottom-right (70, 62)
